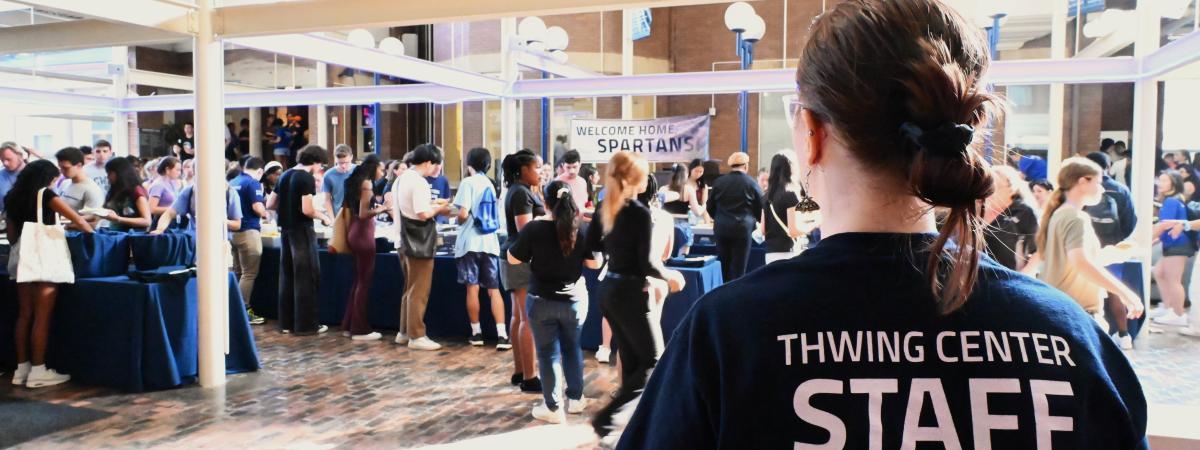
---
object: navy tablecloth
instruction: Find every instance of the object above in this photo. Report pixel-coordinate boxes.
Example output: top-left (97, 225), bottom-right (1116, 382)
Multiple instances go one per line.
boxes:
top-left (251, 247), bottom-right (512, 339)
top-left (1, 270), bottom-right (259, 392)
top-left (690, 239), bottom-right (768, 274)
top-left (579, 258), bottom-right (723, 350)
top-left (252, 246), bottom-right (722, 345)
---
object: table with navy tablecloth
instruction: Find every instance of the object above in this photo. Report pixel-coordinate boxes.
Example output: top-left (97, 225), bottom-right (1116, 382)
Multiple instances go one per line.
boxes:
top-left (689, 238), bottom-right (768, 275)
top-left (0, 269), bottom-right (260, 392)
top-left (251, 246), bottom-right (723, 347)
top-left (579, 257), bottom-right (723, 350)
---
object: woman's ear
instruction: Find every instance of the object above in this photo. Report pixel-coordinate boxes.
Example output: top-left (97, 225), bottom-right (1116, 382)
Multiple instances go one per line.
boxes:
top-left (801, 109), bottom-right (826, 167)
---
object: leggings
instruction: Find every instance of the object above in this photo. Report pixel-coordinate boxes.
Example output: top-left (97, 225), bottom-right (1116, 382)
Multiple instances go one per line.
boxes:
top-left (592, 276), bottom-right (663, 437)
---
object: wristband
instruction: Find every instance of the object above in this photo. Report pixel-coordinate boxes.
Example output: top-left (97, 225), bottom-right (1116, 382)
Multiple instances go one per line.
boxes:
top-left (1185, 222), bottom-right (1193, 232)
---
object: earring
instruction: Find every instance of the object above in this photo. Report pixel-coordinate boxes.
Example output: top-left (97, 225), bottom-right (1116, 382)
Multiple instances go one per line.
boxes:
top-left (798, 169), bottom-right (820, 212)
top-left (807, 130), bottom-right (814, 136)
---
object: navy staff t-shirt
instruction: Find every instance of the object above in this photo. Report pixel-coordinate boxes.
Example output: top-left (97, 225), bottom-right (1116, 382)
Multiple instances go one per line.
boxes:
top-left (619, 232), bottom-right (1147, 449)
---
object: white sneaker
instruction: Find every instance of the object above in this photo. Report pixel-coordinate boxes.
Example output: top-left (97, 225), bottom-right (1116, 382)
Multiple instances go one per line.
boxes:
top-left (1152, 312), bottom-right (1189, 327)
top-left (352, 332), bottom-right (382, 341)
top-left (342, 331), bottom-right (352, 337)
top-left (408, 336), bottom-right (442, 351)
top-left (11, 362), bottom-right (30, 386)
top-left (596, 346), bottom-right (611, 364)
top-left (1178, 327), bottom-right (1200, 337)
top-left (394, 333), bottom-right (409, 345)
top-left (25, 366), bottom-right (70, 388)
top-left (531, 404), bottom-right (565, 424)
top-left (317, 325), bottom-right (329, 334)
top-left (1149, 306), bottom-right (1173, 319)
top-left (567, 397), bottom-right (589, 414)
top-left (1114, 334), bottom-right (1133, 350)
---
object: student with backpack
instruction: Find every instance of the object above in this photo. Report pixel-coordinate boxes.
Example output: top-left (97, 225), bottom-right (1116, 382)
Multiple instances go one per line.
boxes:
top-left (454, 147), bottom-right (510, 350)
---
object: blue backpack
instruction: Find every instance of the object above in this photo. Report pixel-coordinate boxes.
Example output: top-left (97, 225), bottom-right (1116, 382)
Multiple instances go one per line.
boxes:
top-left (473, 185), bottom-right (501, 234)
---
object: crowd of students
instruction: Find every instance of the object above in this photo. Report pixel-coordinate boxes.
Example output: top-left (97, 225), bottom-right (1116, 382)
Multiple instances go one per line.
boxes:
top-left (0, 0), bottom-right (1182, 446)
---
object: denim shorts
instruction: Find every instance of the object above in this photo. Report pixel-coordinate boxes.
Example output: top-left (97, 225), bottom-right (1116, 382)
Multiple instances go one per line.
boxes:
top-left (456, 251), bottom-right (500, 289)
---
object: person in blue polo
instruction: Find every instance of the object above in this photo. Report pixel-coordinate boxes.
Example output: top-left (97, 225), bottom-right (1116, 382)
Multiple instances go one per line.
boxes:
top-left (617, 1), bottom-right (1147, 448)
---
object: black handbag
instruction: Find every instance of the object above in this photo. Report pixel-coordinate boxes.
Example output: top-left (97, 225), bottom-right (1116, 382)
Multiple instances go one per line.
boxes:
top-left (399, 214), bottom-right (437, 259)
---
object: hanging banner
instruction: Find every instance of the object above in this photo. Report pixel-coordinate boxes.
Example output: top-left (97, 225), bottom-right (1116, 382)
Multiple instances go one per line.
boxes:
top-left (569, 115), bottom-right (710, 163)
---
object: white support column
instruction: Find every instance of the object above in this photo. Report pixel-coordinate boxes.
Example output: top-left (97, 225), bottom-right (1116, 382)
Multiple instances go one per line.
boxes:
top-left (194, 0), bottom-right (228, 388)
top-left (249, 107), bottom-right (262, 158)
top-left (501, 18), bottom-right (519, 157)
top-left (314, 61), bottom-right (329, 150)
top-left (1046, 0), bottom-right (1069, 182)
top-left (1131, 0), bottom-right (1163, 299)
top-left (621, 9), bottom-right (634, 120)
top-left (111, 46), bottom-right (132, 156)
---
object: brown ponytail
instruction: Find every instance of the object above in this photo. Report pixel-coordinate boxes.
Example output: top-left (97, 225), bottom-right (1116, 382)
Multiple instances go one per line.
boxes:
top-left (796, 0), bottom-right (1006, 314)
top-left (1036, 158), bottom-right (1103, 252)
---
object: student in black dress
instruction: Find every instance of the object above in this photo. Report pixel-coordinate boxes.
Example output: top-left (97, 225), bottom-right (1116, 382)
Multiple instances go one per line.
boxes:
top-left (983, 165), bottom-right (1040, 273)
top-left (619, 1), bottom-right (1147, 448)
top-left (759, 150), bottom-right (812, 264)
top-left (587, 151), bottom-right (685, 439)
top-left (509, 180), bottom-right (600, 424)
top-left (6, 160), bottom-right (94, 388)
top-left (706, 152), bottom-right (763, 281)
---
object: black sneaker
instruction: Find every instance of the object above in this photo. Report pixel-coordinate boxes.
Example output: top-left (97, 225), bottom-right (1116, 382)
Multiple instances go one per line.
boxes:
top-left (468, 333), bottom-right (484, 346)
top-left (495, 336), bottom-right (512, 351)
top-left (511, 373), bottom-right (523, 386)
top-left (520, 377), bottom-right (542, 393)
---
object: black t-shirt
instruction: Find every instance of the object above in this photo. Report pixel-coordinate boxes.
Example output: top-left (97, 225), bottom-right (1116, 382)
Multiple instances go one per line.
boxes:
top-left (178, 136), bottom-right (195, 161)
top-left (763, 190), bottom-right (801, 253)
top-left (985, 200), bottom-right (1039, 270)
top-left (586, 200), bottom-right (662, 279)
top-left (509, 220), bottom-right (594, 301)
top-left (503, 183), bottom-right (545, 250)
top-left (275, 169), bottom-right (316, 230)
top-left (238, 129), bottom-right (250, 155)
top-left (618, 233), bottom-right (1148, 449)
top-left (7, 189), bottom-right (57, 241)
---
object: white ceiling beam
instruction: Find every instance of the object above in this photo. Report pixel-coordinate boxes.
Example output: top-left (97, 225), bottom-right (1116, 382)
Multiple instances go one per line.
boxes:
top-left (0, 19), bottom-right (187, 55)
top-left (514, 51), bottom-right (599, 79)
top-left (119, 83), bottom-right (488, 112)
top-left (0, 85), bottom-right (117, 110)
top-left (1143, 31), bottom-right (1200, 79)
top-left (228, 33), bottom-right (508, 97)
top-left (6, 0), bottom-right (192, 34)
top-left (126, 69), bottom-right (267, 93)
top-left (215, 0), bottom-right (733, 38)
top-left (0, 65), bottom-right (110, 84)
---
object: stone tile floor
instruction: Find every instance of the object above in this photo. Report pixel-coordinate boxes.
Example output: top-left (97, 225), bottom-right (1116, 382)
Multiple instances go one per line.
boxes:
top-left (1, 329), bottom-right (618, 449)
top-left (1, 322), bottom-right (1197, 449)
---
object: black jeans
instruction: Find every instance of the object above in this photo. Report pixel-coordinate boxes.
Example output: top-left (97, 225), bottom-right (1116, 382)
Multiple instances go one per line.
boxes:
top-left (279, 227), bottom-right (321, 334)
top-left (592, 276), bottom-right (663, 437)
top-left (716, 230), bottom-right (752, 281)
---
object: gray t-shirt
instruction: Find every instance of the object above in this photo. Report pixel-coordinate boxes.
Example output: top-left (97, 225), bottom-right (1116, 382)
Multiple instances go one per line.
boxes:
top-left (84, 163), bottom-right (109, 194)
top-left (60, 177), bottom-right (105, 212)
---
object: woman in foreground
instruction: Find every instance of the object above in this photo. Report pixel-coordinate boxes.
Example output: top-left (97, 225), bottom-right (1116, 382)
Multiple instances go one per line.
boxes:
top-left (617, 0), bottom-right (1147, 448)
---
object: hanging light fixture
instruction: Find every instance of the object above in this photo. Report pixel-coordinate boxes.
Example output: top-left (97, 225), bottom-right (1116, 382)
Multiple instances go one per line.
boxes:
top-left (347, 28), bottom-right (376, 49)
top-left (378, 37), bottom-right (406, 56)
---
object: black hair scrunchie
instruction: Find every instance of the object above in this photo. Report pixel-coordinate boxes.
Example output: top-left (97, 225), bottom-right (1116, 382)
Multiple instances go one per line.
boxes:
top-left (899, 122), bottom-right (975, 157)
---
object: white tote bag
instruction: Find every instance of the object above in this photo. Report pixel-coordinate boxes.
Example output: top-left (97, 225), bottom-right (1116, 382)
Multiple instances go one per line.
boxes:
top-left (16, 188), bottom-right (75, 284)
